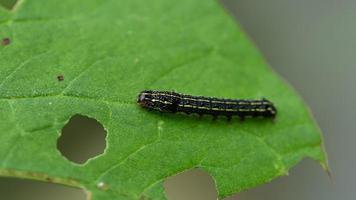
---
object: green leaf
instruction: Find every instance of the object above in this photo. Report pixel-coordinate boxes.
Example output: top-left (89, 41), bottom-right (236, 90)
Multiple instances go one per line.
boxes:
top-left (0, 0), bottom-right (17, 10)
top-left (0, 0), bottom-right (328, 199)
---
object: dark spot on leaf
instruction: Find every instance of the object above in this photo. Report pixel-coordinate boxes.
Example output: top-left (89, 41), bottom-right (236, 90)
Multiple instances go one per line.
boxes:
top-left (1, 38), bottom-right (11, 46)
top-left (57, 114), bottom-right (107, 164)
top-left (0, 0), bottom-right (18, 10)
top-left (57, 75), bottom-right (64, 81)
top-left (139, 195), bottom-right (150, 200)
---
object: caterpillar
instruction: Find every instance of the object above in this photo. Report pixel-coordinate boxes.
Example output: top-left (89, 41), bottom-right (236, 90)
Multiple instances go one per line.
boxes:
top-left (137, 90), bottom-right (277, 120)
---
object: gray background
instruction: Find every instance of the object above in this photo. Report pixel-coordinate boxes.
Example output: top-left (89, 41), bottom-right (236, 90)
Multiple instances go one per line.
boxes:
top-left (0, 0), bottom-right (354, 199)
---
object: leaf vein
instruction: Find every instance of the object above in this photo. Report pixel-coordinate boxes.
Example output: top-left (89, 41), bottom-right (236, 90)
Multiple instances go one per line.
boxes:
top-left (147, 48), bottom-right (214, 87)
top-left (60, 57), bottom-right (114, 95)
top-left (240, 130), bottom-right (287, 173)
top-left (0, 51), bottom-right (51, 91)
top-left (95, 120), bottom-right (163, 183)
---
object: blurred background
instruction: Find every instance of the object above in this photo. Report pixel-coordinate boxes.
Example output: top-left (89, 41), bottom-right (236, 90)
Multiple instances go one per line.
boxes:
top-left (1, 0), bottom-right (355, 199)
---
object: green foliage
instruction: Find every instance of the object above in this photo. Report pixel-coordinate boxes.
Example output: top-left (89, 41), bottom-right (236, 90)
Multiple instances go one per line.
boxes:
top-left (0, 0), bottom-right (16, 10)
top-left (0, 0), bottom-right (327, 199)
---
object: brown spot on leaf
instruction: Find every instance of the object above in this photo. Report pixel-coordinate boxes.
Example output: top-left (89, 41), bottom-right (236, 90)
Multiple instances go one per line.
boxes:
top-left (57, 75), bottom-right (64, 81)
top-left (45, 176), bottom-right (53, 182)
top-left (1, 38), bottom-right (11, 46)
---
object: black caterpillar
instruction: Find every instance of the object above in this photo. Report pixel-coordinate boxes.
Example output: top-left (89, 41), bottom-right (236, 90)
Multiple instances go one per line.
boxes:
top-left (137, 90), bottom-right (277, 120)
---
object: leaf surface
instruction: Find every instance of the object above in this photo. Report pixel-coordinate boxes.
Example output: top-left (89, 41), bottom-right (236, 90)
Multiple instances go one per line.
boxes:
top-left (0, 0), bottom-right (327, 199)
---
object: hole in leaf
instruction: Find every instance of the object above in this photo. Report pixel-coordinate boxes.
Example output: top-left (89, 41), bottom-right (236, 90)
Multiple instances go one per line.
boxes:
top-left (57, 114), bottom-right (107, 164)
top-left (0, 177), bottom-right (86, 200)
top-left (0, 0), bottom-right (18, 10)
top-left (224, 159), bottom-right (326, 200)
top-left (164, 169), bottom-right (218, 200)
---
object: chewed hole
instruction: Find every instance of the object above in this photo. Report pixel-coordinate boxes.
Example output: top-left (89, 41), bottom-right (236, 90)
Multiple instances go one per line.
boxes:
top-left (164, 169), bottom-right (218, 200)
top-left (57, 114), bottom-right (107, 164)
top-left (0, 0), bottom-right (18, 10)
top-left (0, 177), bottom-right (86, 200)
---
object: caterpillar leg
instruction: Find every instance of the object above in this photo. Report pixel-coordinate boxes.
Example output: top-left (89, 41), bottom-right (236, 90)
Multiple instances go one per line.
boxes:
top-left (271, 116), bottom-right (277, 123)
